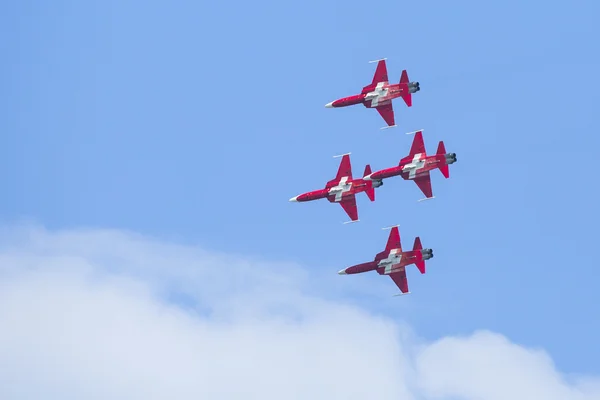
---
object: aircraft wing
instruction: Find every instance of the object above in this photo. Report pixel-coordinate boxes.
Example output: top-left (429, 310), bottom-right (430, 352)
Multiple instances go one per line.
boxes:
top-left (389, 269), bottom-right (409, 294)
top-left (376, 103), bottom-right (395, 127)
top-left (371, 59), bottom-right (388, 84)
top-left (408, 131), bottom-right (426, 157)
top-left (327, 154), bottom-right (353, 188)
top-left (384, 226), bottom-right (402, 252)
top-left (414, 172), bottom-right (433, 199)
top-left (339, 194), bottom-right (358, 221)
top-left (335, 154), bottom-right (353, 181)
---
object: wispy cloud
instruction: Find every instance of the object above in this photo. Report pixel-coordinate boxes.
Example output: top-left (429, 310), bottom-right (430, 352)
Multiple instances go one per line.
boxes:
top-left (0, 224), bottom-right (596, 400)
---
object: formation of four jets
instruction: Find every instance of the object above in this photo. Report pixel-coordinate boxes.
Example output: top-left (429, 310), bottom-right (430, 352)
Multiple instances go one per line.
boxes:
top-left (289, 59), bottom-right (457, 296)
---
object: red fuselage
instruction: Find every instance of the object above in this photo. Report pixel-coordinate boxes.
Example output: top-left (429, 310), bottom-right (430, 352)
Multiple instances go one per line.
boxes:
top-left (291, 178), bottom-right (372, 203)
top-left (326, 82), bottom-right (407, 109)
top-left (341, 249), bottom-right (425, 275)
top-left (327, 94), bottom-right (366, 108)
top-left (367, 154), bottom-right (449, 182)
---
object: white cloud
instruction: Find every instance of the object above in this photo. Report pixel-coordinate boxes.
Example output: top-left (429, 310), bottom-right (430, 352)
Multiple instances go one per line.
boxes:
top-left (0, 224), bottom-right (597, 400)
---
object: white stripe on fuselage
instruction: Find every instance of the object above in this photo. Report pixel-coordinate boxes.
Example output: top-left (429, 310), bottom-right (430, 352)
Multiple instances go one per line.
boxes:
top-left (365, 82), bottom-right (388, 107)
top-left (402, 153), bottom-right (426, 179)
top-left (328, 176), bottom-right (352, 202)
top-left (378, 248), bottom-right (402, 274)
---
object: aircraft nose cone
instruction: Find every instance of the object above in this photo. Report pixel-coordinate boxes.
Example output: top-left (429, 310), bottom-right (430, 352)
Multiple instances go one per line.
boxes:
top-left (325, 101), bottom-right (334, 108)
top-left (338, 269), bottom-right (347, 275)
top-left (289, 195), bottom-right (299, 202)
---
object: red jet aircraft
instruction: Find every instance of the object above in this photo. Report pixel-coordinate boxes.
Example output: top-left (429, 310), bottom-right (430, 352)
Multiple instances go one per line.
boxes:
top-left (289, 153), bottom-right (381, 223)
top-left (363, 130), bottom-right (457, 200)
top-left (338, 226), bottom-right (433, 295)
top-left (325, 58), bottom-right (420, 129)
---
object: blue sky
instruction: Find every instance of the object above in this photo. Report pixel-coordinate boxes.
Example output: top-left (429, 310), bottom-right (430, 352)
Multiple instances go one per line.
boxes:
top-left (1, 0), bottom-right (599, 378)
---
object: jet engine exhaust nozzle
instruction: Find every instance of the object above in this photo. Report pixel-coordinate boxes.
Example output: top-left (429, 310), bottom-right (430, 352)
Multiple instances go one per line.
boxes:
top-left (408, 81), bottom-right (420, 93)
top-left (445, 152), bottom-right (457, 164)
top-left (421, 248), bottom-right (434, 260)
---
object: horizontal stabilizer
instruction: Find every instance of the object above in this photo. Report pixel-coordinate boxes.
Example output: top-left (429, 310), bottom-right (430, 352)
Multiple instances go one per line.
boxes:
top-left (417, 196), bottom-right (436, 202)
top-left (405, 129), bottom-right (424, 135)
top-left (400, 69), bottom-right (409, 84)
top-left (437, 141), bottom-right (450, 178)
top-left (393, 291), bottom-right (411, 297)
top-left (413, 236), bottom-right (423, 251)
top-left (343, 219), bottom-right (360, 224)
top-left (413, 236), bottom-right (426, 274)
top-left (368, 57), bottom-right (387, 63)
top-left (363, 165), bottom-right (375, 201)
top-left (399, 70), bottom-right (412, 107)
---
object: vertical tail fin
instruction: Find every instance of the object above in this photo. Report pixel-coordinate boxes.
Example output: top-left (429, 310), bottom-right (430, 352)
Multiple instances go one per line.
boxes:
top-left (363, 164), bottom-right (375, 201)
top-left (399, 70), bottom-right (412, 107)
top-left (436, 141), bottom-right (450, 179)
top-left (413, 237), bottom-right (426, 274)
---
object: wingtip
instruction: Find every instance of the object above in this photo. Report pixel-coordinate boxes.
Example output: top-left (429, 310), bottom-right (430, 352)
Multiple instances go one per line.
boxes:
top-left (333, 152), bottom-right (351, 158)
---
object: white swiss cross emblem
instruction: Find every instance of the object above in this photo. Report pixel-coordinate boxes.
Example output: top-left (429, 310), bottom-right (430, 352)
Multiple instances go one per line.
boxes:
top-left (402, 153), bottom-right (426, 179)
top-left (379, 248), bottom-right (402, 274)
top-left (329, 176), bottom-right (352, 202)
top-left (366, 82), bottom-right (388, 107)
